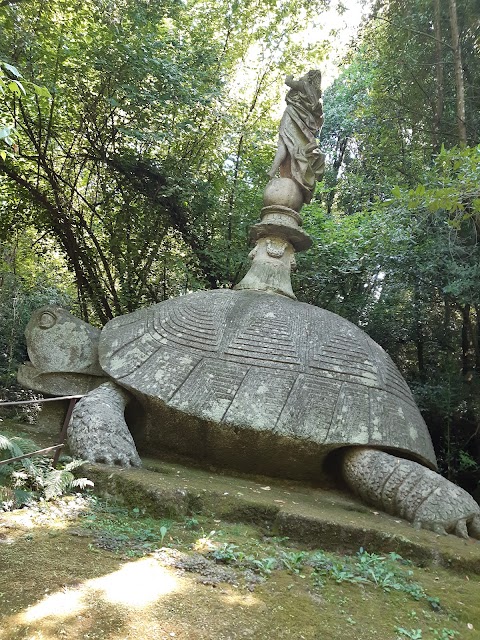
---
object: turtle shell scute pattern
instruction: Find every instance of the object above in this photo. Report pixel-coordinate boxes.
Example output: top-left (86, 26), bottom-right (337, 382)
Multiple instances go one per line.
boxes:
top-left (99, 289), bottom-right (436, 468)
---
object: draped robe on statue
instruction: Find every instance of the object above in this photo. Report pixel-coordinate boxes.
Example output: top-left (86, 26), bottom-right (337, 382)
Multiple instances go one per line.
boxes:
top-left (268, 70), bottom-right (326, 203)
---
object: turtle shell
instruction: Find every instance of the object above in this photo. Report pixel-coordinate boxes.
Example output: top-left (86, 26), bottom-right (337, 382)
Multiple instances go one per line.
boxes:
top-left (99, 289), bottom-right (436, 477)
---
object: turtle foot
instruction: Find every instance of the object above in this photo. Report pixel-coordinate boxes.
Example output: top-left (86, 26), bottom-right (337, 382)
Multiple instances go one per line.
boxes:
top-left (68, 381), bottom-right (141, 468)
top-left (414, 513), bottom-right (480, 540)
top-left (343, 447), bottom-right (480, 540)
top-left (412, 485), bottom-right (480, 539)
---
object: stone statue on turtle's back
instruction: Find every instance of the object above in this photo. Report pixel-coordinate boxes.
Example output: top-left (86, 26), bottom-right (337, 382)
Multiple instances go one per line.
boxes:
top-left (19, 71), bottom-right (480, 541)
top-left (268, 69), bottom-right (325, 203)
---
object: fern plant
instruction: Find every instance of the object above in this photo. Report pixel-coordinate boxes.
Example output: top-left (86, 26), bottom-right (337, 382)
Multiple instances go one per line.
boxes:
top-left (43, 459), bottom-right (93, 500)
top-left (0, 432), bottom-right (93, 510)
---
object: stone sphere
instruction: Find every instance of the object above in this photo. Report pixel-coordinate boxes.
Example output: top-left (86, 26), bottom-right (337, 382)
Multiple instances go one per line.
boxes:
top-left (263, 177), bottom-right (304, 211)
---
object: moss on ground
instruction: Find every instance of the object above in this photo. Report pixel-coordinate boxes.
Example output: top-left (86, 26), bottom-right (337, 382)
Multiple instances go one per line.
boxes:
top-left (1, 495), bottom-right (480, 640)
top-left (1, 420), bottom-right (480, 639)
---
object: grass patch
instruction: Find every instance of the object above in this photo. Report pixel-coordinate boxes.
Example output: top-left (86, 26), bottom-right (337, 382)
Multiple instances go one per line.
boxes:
top-left (1, 493), bottom-right (479, 640)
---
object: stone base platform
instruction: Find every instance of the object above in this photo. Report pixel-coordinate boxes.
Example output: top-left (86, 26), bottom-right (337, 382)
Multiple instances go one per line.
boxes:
top-left (85, 457), bottom-right (480, 574)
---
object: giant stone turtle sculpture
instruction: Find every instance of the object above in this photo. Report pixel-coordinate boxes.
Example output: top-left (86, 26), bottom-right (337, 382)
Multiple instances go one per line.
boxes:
top-left (19, 71), bottom-right (480, 539)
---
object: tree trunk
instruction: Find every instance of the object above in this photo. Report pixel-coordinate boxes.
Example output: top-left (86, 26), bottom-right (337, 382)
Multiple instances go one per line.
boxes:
top-left (448, 0), bottom-right (467, 145)
top-left (414, 282), bottom-right (425, 378)
top-left (326, 135), bottom-right (348, 216)
top-left (461, 303), bottom-right (474, 380)
top-left (432, 0), bottom-right (444, 152)
top-left (474, 304), bottom-right (480, 373)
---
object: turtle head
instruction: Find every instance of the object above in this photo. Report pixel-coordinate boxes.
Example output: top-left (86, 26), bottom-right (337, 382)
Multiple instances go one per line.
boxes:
top-left (24, 306), bottom-right (104, 375)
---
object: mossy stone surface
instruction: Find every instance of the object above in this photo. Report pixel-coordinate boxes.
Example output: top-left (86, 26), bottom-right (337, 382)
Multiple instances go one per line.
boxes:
top-left (87, 457), bottom-right (480, 574)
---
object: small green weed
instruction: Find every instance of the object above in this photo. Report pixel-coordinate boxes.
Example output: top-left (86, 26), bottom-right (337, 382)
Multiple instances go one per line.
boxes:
top-left (308, 548), bottom-right (440, 609)
top-left (206, 541), bottom-right (441, 609)
top-left (431, 630), bottom-right (459, 640)
top-left (184, 517), bottom-right (199, 530)
top-left (328, 562), bottom-right (369, 585)
top-left (159, 524), bottom-right (169, 544)
top-left (209, 543), bottom-right (277, 575)
top-left (246, 556), bottom-right (278, 576)
top-left (278, 551), bottom-right (308, 574)
top-left (81, 501), bottom-right (174, 556)
top-left (211, 543), bottom-right (244, 564)
top-left (395, 628), bottom-right (422, 639)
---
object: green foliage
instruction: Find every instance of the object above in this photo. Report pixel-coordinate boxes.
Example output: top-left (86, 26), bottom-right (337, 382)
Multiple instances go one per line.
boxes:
top-left (368, 146), bottom-right (480, 479)
top-left (207, 542), bottom-right (439, 604)
top-left (310, 549), bottom-right (438, 607)
top-left (0, 432), bottom-right (93, 509)
top-left (0, 234), bottom-right (73, 397)
top-left (159, 524), bottom-right (169, 545)
top-left (0, 60), bottom-right (50, 159)
top-left (278, 550), bottom-right (308, 574)
top-left (315, 1), bottom-right (480, 491)
top-left (390, 145), bottom-right (480, 296)
top-left (81, 500), bottom-right (174, 556)
top-left (0, 0), bottom-right (330, 320)
top-left (431, 630), bottom-right (459, 640)
top-left (211, 542), bottom-right (244, 564)
top-left (395, 629), bottom-right (423, 640)
top-left (209, 542), bottom-right (278, 576)
top-left (458, 450), bottom-right (480, 472)
top-left (1, 0), bottom-right (480, 493)
top-left (396, 622), bottom-right (458, 640)
top-left (184, 516), bottom-right (200, 530)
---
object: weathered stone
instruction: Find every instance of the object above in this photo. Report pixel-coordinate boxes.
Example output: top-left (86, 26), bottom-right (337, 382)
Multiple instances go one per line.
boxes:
top-left (68, 381), bottom-right (141, 467)
top-left (19, 292), bottom-right (480, 539)
top-left (343, 448), bottom-right (480, 538)
top-left (234, 238), bottom-right (298, 299)
top-left (35, 400), bottom-right (70, 433)
top-left (268, 70), bottom-right (325, 203)
top-left (25, 307), bottom-right (104, 376)
top-left (99, 288), bottom-right (436, 471)
top-left (263, 176), bottom-right (304, 211)
top-left (237, 72), bottom-right (323, 297)
top-left (17, 363), bottom-right (107, 396)
top-left (21, 286), bottom-right (480, 539)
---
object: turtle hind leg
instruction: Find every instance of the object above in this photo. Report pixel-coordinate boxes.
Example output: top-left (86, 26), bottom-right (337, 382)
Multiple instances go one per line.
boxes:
top-left (68, 381), bottom-right (141, 468)
top-left (468, 513), bottom-right (480, 539)
top-left (342, 447), bottom-right (480, 540)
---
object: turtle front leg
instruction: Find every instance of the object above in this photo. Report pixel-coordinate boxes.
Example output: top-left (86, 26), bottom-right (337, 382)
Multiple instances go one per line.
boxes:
top-left (68, 381), bottom-right (141, 468)
top-left (342, 447), bottom-right (480, 539)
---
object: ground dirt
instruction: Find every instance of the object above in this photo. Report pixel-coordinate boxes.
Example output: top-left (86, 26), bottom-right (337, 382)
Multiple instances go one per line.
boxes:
top-left (1, 419), bottom-right (480, 640)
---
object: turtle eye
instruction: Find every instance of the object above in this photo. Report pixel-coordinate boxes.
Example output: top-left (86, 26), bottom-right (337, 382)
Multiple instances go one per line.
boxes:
top-left (39, 311), bottom-right (56, 329)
